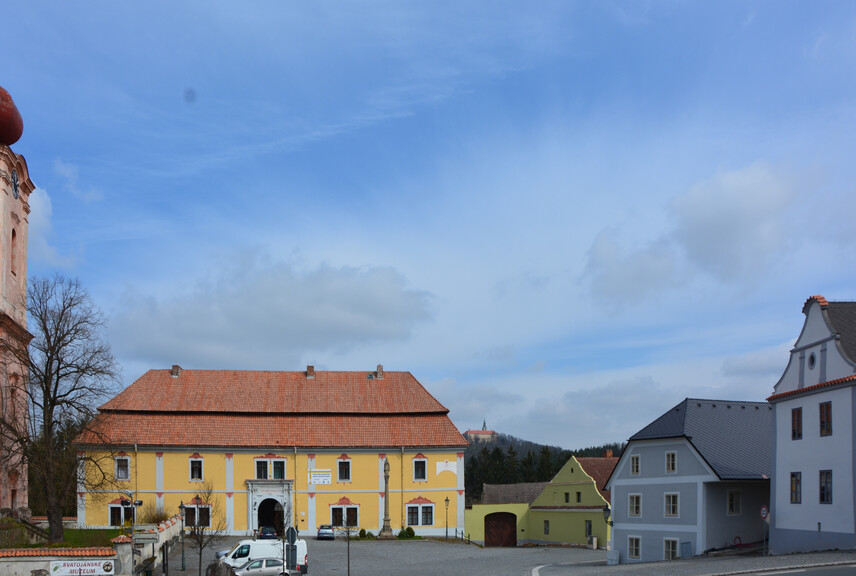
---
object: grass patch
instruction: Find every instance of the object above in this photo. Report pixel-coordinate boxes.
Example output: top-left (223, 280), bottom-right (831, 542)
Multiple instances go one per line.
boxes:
top-left (52, 528), bottom-right (123, 548)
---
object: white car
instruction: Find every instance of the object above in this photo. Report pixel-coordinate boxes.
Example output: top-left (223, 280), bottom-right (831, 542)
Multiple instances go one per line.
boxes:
top-left (234, 557), bottom-right (286, 576)
top-left (222, 538), bottom-right (308, 574)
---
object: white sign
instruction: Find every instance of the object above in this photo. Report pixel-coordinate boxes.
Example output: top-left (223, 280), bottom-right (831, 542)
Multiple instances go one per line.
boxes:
top-left (50, 560), bottom-right (115, 576)
top-left (761, 505), bottom-right (768, 519)
top-left (308, 470), bottom-right (331, 485)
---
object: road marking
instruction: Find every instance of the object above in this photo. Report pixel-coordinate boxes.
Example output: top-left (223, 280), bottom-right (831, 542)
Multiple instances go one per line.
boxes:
top-left (531, 564), bottom-right (547, 576)
top-left (755, 570), bottom-right (806, 575)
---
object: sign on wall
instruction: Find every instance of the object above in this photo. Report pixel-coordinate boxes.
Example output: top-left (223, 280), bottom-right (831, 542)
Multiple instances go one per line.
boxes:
top-left (308, 470), bottom-right (332, 485)
top-left (50, 560), bottom-right (114, 575)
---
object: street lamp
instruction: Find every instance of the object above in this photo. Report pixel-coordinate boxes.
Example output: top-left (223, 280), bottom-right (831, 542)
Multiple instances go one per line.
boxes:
top-left (444, 497), bottom-right (450, 541)
top-left (178, 500), bottom-right (186, 572)
top-left (602, 504), bottom-right (613, 526)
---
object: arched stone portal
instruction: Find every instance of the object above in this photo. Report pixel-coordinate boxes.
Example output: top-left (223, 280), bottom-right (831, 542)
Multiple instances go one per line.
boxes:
top-left (247, 479), bottom-right (293, 536)
top-left (258, 498), bottom-right (285, 535)
top-left (484, 512), bottom-right (517, 547)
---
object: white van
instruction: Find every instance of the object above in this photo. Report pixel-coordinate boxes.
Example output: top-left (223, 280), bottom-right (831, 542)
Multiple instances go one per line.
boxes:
top-left (222, 538), bottom-right (308, 574)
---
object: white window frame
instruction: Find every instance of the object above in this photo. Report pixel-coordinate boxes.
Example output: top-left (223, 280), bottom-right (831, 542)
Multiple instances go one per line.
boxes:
top-left (727, 490), bottom-right (742, 515)
top-left (115, 457), bottom-right (130, 482)
top-left (664, 538), bottom-right (679, 560)
top-left (665, 451), bottom-right (677, 474)
top-left (664, 493), bottom-right (679, 518)
top-left (185, 504), bottom-right (211, 528)
top-left (331, 505), bottom-right (359, 527)
top-left (628, 536), bottom-right (641, 559)
top-left (628, 493), bottom-right (642, 517)
top-left (337, 457), bottom-right (352, 483)
top-left (630, 454), bottom-right (640, 476)
top-left (272, 459), bottom-right (286, 480)
top-left (406, 504), bottom-right (435, 526)
top-left (413, 457), bottom-right (428, 482)
top-left (189, 458), bottom-right (204, 482)
top-left (109, 503), bottom-right (135, 527)
top-left (254, 458), bottom-right (287, 480)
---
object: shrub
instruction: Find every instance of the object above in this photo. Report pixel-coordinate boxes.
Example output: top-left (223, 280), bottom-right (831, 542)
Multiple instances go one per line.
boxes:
top-left (138, 502), bottom-right (171, 525)
top-left (359, 529), bottom-right (366, 538)
top-left (406, 526), bottom-right (415, 538)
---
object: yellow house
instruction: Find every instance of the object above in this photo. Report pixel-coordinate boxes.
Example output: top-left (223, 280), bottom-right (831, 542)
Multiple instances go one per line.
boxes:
top-left (75, 365), bottom-right (467, 537)
top-left (466, 455), bottom-right (617, 547)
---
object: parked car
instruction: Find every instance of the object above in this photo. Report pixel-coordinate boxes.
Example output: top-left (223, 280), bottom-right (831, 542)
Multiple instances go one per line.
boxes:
top-left (221, 538), bottom-right (308, 574)
top-left (258, 526), bottom-right (278, 540)
top-left (316, 525), bottom-right (335, 540)
top-left (234, 557), bottom-right (285, 576)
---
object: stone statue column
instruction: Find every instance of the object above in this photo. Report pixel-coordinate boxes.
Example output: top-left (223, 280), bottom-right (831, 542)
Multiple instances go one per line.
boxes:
top-left (379, 458), bottom-right (393, 538)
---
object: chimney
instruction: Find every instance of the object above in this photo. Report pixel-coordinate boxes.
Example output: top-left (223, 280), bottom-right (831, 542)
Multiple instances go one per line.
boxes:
top-left (307, 365), bottom-right (315, 379)
top-left (604, 449), bottom-right (613, 458)
top-left (376, 364), bottom-right (384, 380)
top-left (171, 365), bottom-right (181, 378)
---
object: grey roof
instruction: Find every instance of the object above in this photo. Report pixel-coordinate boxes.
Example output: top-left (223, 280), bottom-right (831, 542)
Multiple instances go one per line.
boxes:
top-left (481, 482), bottom-right (549, 505)
top-left (630, 398), bottom-right (772, 480)
top-left (824, 302), bottom-right (856, 364)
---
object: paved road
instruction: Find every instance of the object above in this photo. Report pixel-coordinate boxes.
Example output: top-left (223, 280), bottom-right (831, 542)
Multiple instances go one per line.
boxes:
top-left (164, 536), bottom-right (856, 576)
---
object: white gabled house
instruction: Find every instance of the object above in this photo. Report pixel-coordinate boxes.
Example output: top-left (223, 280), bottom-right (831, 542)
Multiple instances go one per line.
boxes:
top-left (605, 398), bottom-right (772, 564)
top-left (768, 295), bottom-right (856, 553)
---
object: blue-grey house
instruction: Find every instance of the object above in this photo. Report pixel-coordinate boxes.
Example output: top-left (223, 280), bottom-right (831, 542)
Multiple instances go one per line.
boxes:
top-left (605, 398), bottom-right (772, 563)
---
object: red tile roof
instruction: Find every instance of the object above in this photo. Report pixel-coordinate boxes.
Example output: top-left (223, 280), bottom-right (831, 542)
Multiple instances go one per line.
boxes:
top-left (99, 369), bottom-right (447, 414)
top-left (78, 368), bottom-right (467, 449)
top-left (0, 548), bottom-right (115, 557)
top-left (78, 413), bottom-right (466, 448)
top-left (767, 373), bottom-right (856, 402)
top-left (576, 457), bottom-right (619, 504)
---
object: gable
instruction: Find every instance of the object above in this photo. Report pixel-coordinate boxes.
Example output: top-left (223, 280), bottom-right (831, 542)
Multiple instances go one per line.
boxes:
top-left (774, 297), bottom-right (856, 396)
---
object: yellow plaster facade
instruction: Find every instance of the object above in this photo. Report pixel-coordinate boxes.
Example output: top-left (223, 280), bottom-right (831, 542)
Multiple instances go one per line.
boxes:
top-left (80, 447), bottom-right (464, 537)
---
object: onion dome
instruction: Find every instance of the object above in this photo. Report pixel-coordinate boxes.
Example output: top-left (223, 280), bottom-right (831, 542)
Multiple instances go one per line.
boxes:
top-left (0, 85), bottom-right (24, 146)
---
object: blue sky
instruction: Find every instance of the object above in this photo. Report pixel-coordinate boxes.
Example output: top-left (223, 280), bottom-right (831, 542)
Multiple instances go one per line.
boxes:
top-left (5, 2), bottom-right (856, 449)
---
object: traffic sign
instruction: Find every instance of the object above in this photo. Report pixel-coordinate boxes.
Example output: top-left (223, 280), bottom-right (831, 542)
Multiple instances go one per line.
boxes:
top-left (285, 526), bottom-right (298, 545)
top-left (761, 505), bottom-right (768, 519)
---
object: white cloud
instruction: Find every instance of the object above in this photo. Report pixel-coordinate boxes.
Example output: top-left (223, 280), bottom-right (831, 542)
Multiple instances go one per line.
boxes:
top-left (54, 160), bottom-right (103, 202)
top-left (27, 187), bottom-right (75, 268)
top-left (584, 230), bottom-right (678, 305)
top-left (110, 254), bottom-right (433, 370)
top-left (671, 163), bottom-right (792, 281)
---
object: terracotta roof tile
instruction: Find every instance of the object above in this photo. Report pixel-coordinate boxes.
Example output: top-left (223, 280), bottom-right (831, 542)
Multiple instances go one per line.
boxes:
top-left (576, 457), bottom-right (619, 503)
top-left (0, 548), bottom-right (115, 557)
top-left (78, 413), bottom-right (467, 448)
top-left (99, 369), bottom-right (447, 415)
top-left (767, 373), bottom-right (856, 402)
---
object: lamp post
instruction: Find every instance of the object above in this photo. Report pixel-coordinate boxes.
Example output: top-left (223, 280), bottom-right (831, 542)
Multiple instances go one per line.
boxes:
top-left (603, 504), bottom-right (618, 565)
top-left (178, 500), bottom-right (186, 572)
top-left (444, 497), bottom-right (450, 541)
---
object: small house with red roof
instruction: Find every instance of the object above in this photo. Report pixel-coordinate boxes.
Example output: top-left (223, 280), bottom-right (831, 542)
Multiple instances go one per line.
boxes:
top-left (75, 365), bottom-right (467, 537)
top-left (465, 454), bottom-right (617, 547)
top-left (768, 296), bottom-right (856, 553)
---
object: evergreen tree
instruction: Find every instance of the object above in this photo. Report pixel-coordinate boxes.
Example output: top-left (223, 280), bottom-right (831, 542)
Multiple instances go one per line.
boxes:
top-left (505, 445), bottom-right (521, 484)
top-left (536, 445), bottom-right (554, 481)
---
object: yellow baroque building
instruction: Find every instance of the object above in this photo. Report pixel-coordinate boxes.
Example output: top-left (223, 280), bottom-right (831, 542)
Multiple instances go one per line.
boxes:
top-left (75, 365), bottom-right (467, 537)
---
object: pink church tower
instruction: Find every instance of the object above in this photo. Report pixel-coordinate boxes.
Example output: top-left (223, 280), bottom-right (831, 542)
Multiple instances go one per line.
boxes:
top-left (0, 85), bottom-right (33, 515)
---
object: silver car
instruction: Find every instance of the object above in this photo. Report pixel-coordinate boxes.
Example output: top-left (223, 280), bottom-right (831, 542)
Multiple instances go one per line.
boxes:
top-left (234, 557), bottom-right (286, 576)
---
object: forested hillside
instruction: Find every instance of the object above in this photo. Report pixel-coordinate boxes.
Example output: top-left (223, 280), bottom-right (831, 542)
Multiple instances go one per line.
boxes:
top-left (464, 433), bottom-right (623, 504)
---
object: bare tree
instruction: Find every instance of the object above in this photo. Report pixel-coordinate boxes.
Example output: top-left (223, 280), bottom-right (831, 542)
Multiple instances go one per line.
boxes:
top-left (0, 274), bottom-right (119, 542)
top-left (185, 481), bottom-right (227, 576)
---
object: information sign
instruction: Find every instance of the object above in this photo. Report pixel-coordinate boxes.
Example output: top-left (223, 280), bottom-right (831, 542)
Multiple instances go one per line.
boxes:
top-left (308, 470), bottom-right (332, 485)
top-left (50, 560), bottom-right (115, 576)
